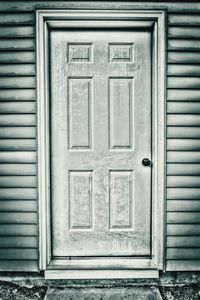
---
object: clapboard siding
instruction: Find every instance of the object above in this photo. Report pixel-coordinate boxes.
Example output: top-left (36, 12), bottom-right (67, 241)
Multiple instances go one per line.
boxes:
top-left (168, 14), bottom-right (200, 25)
top-left (0, 64), bottom-right (35, 75)
top-left (168, 40), bottom-right (200, 52)
top-left (0, 139), bottom-right (36, 150)
top-left (168, 27), bottom-right (200, 38)
top-left (167, 152), bottom-right (200, 163)
top-left (0, 3), bottom-right (200, 274)
top-left (168, 52), bottom-right (200, 64)
top-left (0, 176), bottom-right (36, 188)
top-left (0, 13), bottom-right (34, 24)
top-left (167, 127), bottom-right (200, 138)
top-left (0, 11), bottom-right (38, 271)
top-left (168, 163), bottom-right (200, 175)
top-left (0, 224), bottom-right (37, 235)
top-left (167, 236), bottom-right (200, 247)
top-left (168, 115), bottom-right (200, 126)
top-left (168, 139), bottom-right (200, 150)
top-left (0, 52), bottom-right (35, 63)
top-left (0, 77), bottom-right (35, 88)
top-left (0, 102), bottom-right (36, 113)
top-left (167, 176), bottom-right (200, 188)
top-left (0, 26), bottom-right (34, 37)
top-left (0, 236), bottom-right (37, 247)
top-left (0, 212), bottom-right (37, 224)
top-left (0, 115), bottom-right (36, 126)
top-left (0, 39), bottom-right (35, 51)
top-left (166, 12), bottom-right (200, 271)
top-left (168, 65), bottom-right (200, 76)
top-left (0, 200), bottom-right (37, 211)
top-left (167, 200), bottom-right (200, 212)
top-left (168, 89), bottom-right (200, 101)
top-left (0, 164), bottom-right (36, 175)
top-left (0, 89), bottom-right (35, 101)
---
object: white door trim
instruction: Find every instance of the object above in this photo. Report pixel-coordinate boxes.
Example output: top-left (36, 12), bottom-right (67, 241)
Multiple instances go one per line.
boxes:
top-left (36, 9), bottom-right (166, 278)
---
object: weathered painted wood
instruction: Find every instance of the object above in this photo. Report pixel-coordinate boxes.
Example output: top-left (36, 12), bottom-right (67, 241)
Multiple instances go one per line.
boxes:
top-left (167, 248), bottom-right (200, 260)
top-left (167, 200), bottom-right (200, 212)
top-left (167, 224), bottom-right (200, 235)
top-left (0, 89), bottom-right (35, 101)
top-left (167, 115), bottom-right (200, 126)
top-left (167, 163), bottom-right (200, 175)
top-left (167, 127), bottom-right (200, 138)
top-left (167, 151), bottom-right (200, 163)
top-left (0, 200), bottom-right (37, 211)
top-left (168, 212), bottom-right (200, 224)
top-left (0, 77), bottom-right (35, 88)
top-left (0, 236), bottom-right (37, 248)
top-left (0, 102), bottom-right (36, 113)
top-left (168, 52), bottom-right (200, 64)
top-left (0, 115), bottom-right (36, 126)
top-left (0, 39), bottom-right (35, 50)
top-left (0, 26), bottom-right (34, 37)
top-left (167, 89), bottom-right (200, 101)
top-left (166, 260), bottom-right (200, 271)
top-left (168, 40), bottom-right (200, 51)
top-left (0, 139), bottom-right (36, 150)
top-left (168, 64), bottom-right (200, 76)
top-left (167, 236), bottom-right (200, 247)
top-left (0, 224), bottom-right (37, 235)
top-left (0, 260), bottom-right (38, 272)
top-left (0, 151), bottom-right (36, 163)
top-left (0, 176), bottom-right (36, 188)
top-left (168, 77), bottom-right (200, 89)
top-left (168, 14), bottom-right (200, 25)
top-left (168, 27), bottom-right (200, 38)
top-left (0, 51), bottom-right (35, 63)
top-left (0, 164), bottom-right (36, 175)
top-left (0, 64), bottom-right (35, 76)
top-left (0, 127), bottom-right (36, 138)
top-left (0, 13), bottom-right (34, 24)
top-left (50, 27), bottom-right (152, 257)
top-left (168, 102), bottom-right (200, 114)
top-left (167, 176), bottom-right (200, 188)
top-left (0, 248), bottom-right (38, 260)
top-left (167, 188), bottom-right (200, 200)
top-left (0, 212), bottom-right (37, 223)
top-left (167, 139), bottom-right (200, 151)
top-left (0, 188), bottom-right (37, 200)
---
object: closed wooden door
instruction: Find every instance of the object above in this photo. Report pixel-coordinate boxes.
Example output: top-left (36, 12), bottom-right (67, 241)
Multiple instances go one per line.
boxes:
top-left (50, 28), bottom-right (152, 258)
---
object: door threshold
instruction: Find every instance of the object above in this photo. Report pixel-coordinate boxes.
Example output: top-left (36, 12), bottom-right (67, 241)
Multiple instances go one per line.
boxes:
top-left (45, 269), bottom-right (159, 279)
top-left (45, 258), bottom-right (159, 279)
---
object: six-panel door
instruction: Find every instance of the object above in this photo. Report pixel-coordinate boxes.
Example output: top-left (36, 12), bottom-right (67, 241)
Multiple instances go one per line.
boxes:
top-left (50, 29), bottom-right (152, 257)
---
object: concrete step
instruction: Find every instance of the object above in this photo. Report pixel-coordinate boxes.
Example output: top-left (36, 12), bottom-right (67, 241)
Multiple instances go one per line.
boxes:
top-left (44, 287), bottom-right (163, 300)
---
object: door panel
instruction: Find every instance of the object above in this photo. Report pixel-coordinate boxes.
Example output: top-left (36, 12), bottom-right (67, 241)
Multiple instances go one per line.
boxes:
top-left (50, 29), bottom-right (152, 257)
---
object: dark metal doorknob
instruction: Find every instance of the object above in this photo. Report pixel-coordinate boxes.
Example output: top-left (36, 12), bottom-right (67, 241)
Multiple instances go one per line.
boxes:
top-left (142, 158), bottom-right (151, 166)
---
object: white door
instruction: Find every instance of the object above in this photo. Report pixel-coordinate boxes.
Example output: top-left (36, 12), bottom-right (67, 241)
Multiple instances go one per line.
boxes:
top-left (50, 28), bottom-right (152, 258)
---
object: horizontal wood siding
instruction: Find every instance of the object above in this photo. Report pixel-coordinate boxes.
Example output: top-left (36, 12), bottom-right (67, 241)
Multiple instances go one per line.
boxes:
top-left (1, 2), bottom-right (200, 273)
top-left (166, 13), bottom-right (200, 271)
top-left (0, 12), bottom-right (38, 272)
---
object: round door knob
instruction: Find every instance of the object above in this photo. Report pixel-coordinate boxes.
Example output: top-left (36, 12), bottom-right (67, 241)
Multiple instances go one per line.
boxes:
top-left (142, 158), bottom-right (151, 166)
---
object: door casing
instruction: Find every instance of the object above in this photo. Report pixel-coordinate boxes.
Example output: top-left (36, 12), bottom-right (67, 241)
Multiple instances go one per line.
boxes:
top-left (36, 9), bottom-right (166, 279)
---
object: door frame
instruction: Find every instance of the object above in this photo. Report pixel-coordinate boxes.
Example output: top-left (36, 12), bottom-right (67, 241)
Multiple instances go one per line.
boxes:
top-left (37, 9), bottom-right (166, 279)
